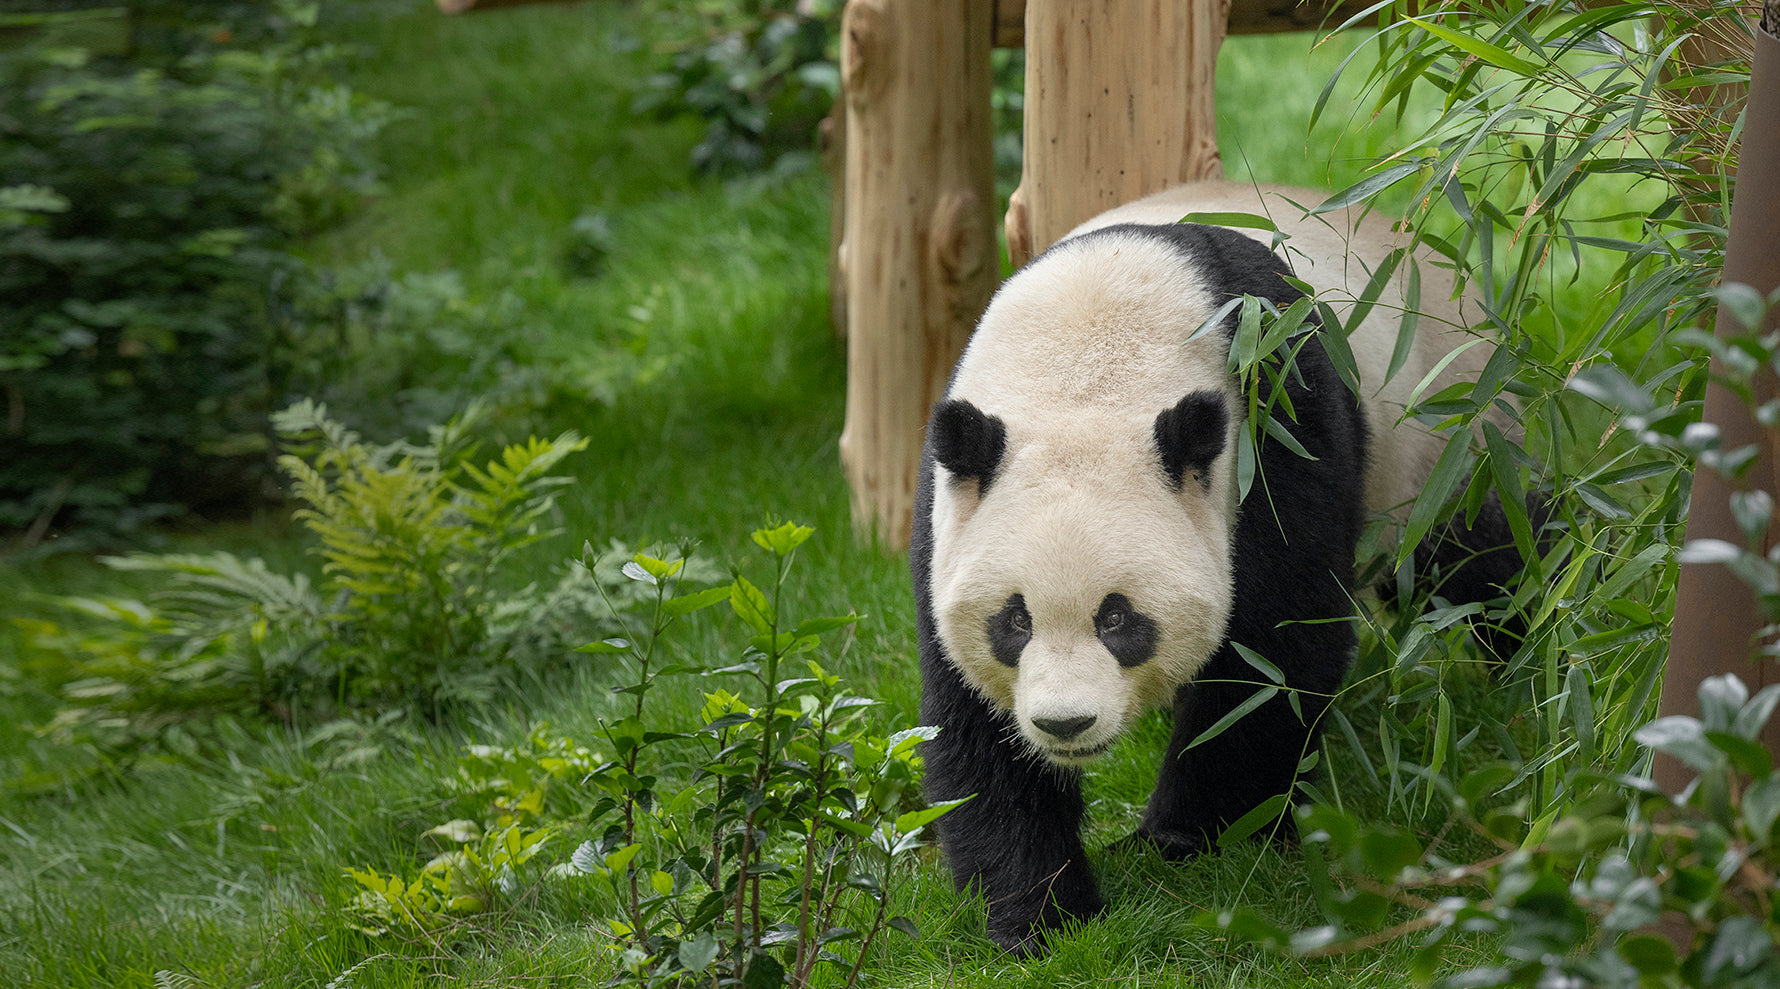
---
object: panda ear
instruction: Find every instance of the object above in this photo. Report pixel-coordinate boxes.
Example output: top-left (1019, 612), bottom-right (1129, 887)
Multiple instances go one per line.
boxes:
top-left (1155, 391), bottom-right (1227, 492)
top-left (930, 399), bottom-right (1007, 493)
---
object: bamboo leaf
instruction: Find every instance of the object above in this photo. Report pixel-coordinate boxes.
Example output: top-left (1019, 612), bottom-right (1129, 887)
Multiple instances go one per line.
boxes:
top-left (1403, 15), bottom-right (1546, 76)
top-left (1188, 685), bottom-right (1279, 751)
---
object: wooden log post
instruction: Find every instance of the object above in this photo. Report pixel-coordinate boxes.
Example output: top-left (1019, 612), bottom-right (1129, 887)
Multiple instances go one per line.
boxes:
top-left (838, 0), bottom-right (997, 548)
top-left (1655, 2), bottom-right (1780, 791)
top-left (1005, 0), bottom-right (1229, 269)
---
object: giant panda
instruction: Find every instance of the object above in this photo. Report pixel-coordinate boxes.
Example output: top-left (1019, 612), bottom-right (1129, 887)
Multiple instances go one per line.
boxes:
top-left (910, 180), bottom-right (1524, 955)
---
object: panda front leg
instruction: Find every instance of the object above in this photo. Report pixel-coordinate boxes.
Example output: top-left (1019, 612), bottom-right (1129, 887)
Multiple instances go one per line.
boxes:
top-left (1130, 618), bottom-right (1351, 859)
top-left (920, 650), bottom-right (1102, 955)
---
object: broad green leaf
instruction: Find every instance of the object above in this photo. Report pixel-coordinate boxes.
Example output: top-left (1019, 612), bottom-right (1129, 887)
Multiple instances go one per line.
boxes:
top-left (1743, 775), bottom-right (1780, 844)
top-left (1567, 364), bottom-right (1655, 414)
top-left (632, 554), bottom-right (684, 582)
top-left (886, 725), bottom-right (941, 757)
top-left (679, 932), bottom-right (721, 973)
top-left (730, 576), bottom-right (774, 635)
top-left (604, 842), bottom-right (642, 874)
top-left (1618, 934), bottom-right (1678, 975)
top-left (661, 585), bottom-right (733, 619)
top-left (575, 637), bottom-right (631, 654)
top-left (752, 521), bottom-right (813, 555)
top-left (894, 795), bottom-right (973, 834)
top-left (569, 841), bottom-right (604, 875)
top-left (1633, 716), bottom-right (1721, 772)
top-left (1734, 685), bottom-right (1780, 742)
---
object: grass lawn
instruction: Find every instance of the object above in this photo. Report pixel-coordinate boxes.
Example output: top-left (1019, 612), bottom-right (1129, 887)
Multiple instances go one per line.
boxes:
top-left (0, 4), bottom-right (1609, 986)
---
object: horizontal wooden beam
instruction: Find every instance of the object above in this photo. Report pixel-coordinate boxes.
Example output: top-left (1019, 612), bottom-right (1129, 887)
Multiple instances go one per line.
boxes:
top-left (439, 0), bottom-right (1393, 38)
top-left (993, 0), bottom-right (1392, 47)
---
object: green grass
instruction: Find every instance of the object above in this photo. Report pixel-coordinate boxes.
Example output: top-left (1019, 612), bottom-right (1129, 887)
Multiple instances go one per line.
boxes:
top-left (0, 6), bottom-right (1548, 988)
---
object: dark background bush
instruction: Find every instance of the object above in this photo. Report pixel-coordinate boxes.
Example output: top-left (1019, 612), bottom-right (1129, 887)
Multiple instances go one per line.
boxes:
top-left (0, 0), bottom-right (389, 553)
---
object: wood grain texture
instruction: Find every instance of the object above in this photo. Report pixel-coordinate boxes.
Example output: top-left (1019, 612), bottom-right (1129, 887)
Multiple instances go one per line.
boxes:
top-left (839, 0), bottom-right (997, 549)
top-left (1007, 0), bottom-right (1228, 269)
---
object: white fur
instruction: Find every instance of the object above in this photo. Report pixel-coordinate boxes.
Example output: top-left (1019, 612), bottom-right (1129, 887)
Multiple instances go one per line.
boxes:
top-left (1071, 182), bottom-right (1491, 520)
top-left (930, 181), bottom-right (1490, 768)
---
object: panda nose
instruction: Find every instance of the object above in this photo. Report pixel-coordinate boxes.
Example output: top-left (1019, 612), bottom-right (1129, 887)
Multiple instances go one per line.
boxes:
top-left (1033, 715), bottom-right (1096, 741)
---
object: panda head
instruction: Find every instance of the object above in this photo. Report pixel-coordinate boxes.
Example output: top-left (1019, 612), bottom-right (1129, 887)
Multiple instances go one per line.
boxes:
top-left (925, 228), bottom-right (1247, 769)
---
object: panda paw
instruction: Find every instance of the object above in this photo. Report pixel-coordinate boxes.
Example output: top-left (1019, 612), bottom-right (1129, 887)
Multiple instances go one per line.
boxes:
top-left (1110, 827), bottom-right (1206, 862)
top-left (984, 879), bottom-right (1104, 958)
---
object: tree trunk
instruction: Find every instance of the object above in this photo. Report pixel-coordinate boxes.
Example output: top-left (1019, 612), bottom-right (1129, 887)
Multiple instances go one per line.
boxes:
top-left (838, 0), bottom-right (997, 549)
top-left (1656, 5), bottom-right (1780, 790)
top-left (1004, 0), bottom-right (1228, 269)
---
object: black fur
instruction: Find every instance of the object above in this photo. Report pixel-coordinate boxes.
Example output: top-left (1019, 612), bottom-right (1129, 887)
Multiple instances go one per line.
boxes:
top-left (987, 594), bottom-right (1032, 668)
top-left (1413, 491), bottom-right (1554, 662)
top-left (1094, 593), bottom-right (1158, 668)
top-left (931, 399), bottom-right (1007, 493)
top-left (1154, 391), bottom-right (1227, 491)
top-left (913, 221), bottom-right (1370, 954)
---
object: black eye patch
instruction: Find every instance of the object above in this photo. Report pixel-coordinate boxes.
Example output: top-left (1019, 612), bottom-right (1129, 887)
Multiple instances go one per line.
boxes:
top-left (987, 594), bottom-right (1031, 667)
top-left (1095, 593), bottom-right (1158, 668)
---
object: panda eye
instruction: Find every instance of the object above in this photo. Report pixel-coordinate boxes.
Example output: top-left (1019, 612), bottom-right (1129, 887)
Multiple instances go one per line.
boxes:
top-left (988, 594), bottom-right (1032, 667)
top-left (1009, 605), bottom-right (1031, 633)
top-left (1094, 592), bottom-right (1158, 668)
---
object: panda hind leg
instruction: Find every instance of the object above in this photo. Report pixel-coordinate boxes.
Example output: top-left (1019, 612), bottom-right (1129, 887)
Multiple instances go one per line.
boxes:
top-left (1413, 490), bottom-right (1554, 664)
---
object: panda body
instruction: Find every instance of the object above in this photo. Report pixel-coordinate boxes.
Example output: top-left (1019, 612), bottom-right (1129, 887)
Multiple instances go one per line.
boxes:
top-left (912, 181), bottom-right (1500, 954)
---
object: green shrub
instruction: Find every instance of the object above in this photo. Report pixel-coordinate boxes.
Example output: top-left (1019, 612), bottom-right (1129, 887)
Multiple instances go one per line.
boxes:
top-left (13, 401), bottom-right (592, 783)
top-left (341, 523), bottom-right (956, 989)
top-left (633, 0), bottom-right (839, 175)
top-left (1189, 2), bottom-right (1775, 981)
top-left (272, 259), bottom-right (632, 445)
top-left (1257, 0), bottom-right (1741, 827)
top-left (0, 2), bottom-right (394, 551)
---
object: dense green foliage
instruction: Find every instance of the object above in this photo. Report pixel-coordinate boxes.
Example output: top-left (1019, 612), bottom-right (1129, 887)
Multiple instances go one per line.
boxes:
top-left (342, 524), bottom-right (958, 989)
top-left (14, 401), bottom-right (589, 788)
top-left (2, 0), bottom-right (1772, 985)
top-left (0, 2), bottom-right (397, 549)
top-left (634, 0), bottom-right (840, 176)
top-left (1171, 3), bottom-right (1776, 984)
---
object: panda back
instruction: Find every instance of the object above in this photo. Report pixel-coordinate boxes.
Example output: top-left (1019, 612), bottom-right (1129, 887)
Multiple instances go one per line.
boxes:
top-left (1067, 181), bottom-right (1494, 522)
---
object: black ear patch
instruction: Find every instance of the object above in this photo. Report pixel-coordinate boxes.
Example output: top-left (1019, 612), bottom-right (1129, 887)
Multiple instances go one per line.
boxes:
top-left (1154, 391), bottom-right (1228, 491)
top-left (931, 399), bottom-right (1008, 493)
